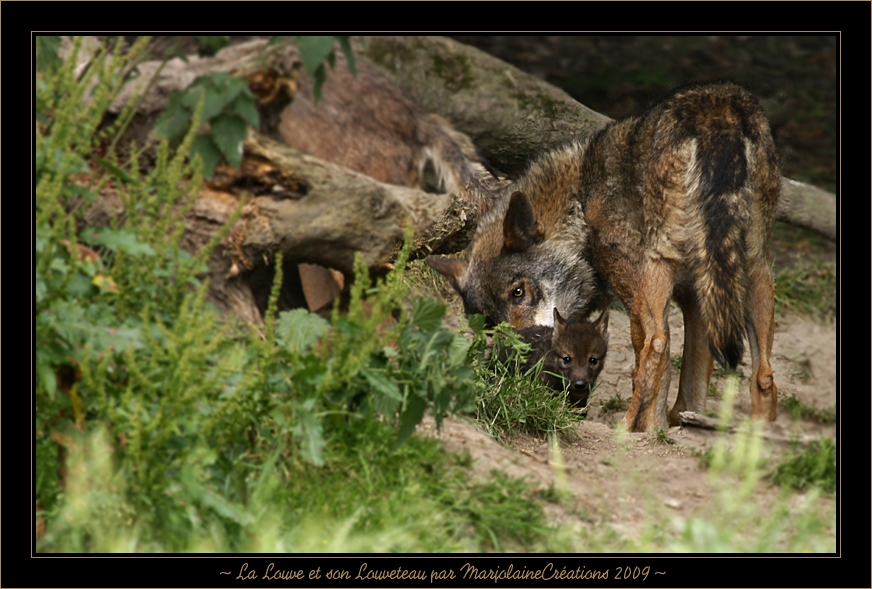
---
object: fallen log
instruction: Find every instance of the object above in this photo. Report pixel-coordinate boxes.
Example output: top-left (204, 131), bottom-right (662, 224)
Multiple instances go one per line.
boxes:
top-left (75, 35), bottom-right (837, 322)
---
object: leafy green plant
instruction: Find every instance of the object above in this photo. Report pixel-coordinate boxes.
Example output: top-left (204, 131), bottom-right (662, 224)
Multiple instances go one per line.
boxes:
top-left (150, 35), bottom-right (360, 177)
top-left (296, 36), bottom-right (357, 104)
top-left (152, 72), bottom-right (258, 177)
top-left (771, 438), bottom-right (836, 493)
top-left (35, 34), bottom-right (536, 548)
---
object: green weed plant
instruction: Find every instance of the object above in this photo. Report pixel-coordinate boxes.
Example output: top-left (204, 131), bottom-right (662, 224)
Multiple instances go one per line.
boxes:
top-left (36, 37), bottom-right (557, 553)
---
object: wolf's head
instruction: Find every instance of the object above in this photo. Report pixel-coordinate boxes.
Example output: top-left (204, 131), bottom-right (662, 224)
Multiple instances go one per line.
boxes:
top-left (426, 188), bottom-right (598, 330)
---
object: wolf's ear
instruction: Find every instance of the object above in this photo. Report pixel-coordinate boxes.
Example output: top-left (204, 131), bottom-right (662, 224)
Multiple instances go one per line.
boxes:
top-left (552, 307), bottom-right (567, 339)
top-left (593, 308), bottom-right (610, 342)
top-left (424, 256), bottom-right (468, 294)
top-left (503, 192), bottom-right (544, 252)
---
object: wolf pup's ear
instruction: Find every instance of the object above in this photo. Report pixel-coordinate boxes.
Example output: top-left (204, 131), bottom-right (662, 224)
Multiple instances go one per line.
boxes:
top-left (424, 256), bottom-right (468, 294)
top-left (593, 308), bottom-right (610, 343)
top-left (552, 307), bottom-right (567, 339)
top-left (503, 191), bottom-right (544, 252)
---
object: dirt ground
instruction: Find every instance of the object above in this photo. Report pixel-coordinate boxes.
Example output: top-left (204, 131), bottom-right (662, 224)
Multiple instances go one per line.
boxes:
top-left (418, 36), bottom-right (838, 545)
top-left (418, 305), bottom-right (837, 543)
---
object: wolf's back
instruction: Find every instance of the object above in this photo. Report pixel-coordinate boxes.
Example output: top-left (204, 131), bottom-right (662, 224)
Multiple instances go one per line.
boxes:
top-left (665, 82), bottom-right (780, 367)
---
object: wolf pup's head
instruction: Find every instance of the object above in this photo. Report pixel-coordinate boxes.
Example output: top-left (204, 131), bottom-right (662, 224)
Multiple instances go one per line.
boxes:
top-left (542, 307), bottom-right (609, 406)
top-left (426, 190), bottom-right (598, 329)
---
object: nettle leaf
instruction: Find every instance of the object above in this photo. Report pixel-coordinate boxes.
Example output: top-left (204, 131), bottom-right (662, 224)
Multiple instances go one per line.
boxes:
top-left (362, 367), bottom-right (403, 402)
top-left (293, 398), bottom-right (325, 466)
top-left (190, 134), bottom-right (222, 178)
top-left (80, 227), bottom-right (155, 257)
top-left (152, 93), bottom-right (192, 142)
top-left (198, 73), bottom-right (247, 119)
top-left (229, 94), bottom-right (259, 129)
top-left (210, 114), bottom-right (247, 169)
top-left (336, 36), bottom-right (356, 77)
top-left (296, 36), bottom-right (337, 77)
top-left (411, 297), bottom-right (446, 332)
top-left (448, 333), bottom-right (472, 367)
top-left (395, 394), bottom-right (426, 449)
top-left (276, 308), bottom-right (330, 355)
top-left (311, 64), bottom-right (327, 105)
top-left (466, 314), bottom-right (487, 336)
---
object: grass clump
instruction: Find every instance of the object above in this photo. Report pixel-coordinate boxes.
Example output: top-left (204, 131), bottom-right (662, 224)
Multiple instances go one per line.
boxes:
top-left (780, 393), bottom-right (836, 424)
top-left (771, 438), bottom-right (836, 493)
top-left (600, 393), bottom-right (628, 413)
top-left (471, 321), bottom-right (586, 442)
top-left (774, 259), bottom-right (836, 319)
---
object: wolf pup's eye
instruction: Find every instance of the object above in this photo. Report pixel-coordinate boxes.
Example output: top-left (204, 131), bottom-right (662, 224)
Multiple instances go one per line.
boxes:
top-left (562, 356), bottom-right (572, 365)
top-left (589, 357), bottom-right (598, 366)
top-left (512, 286), bottom-right (524, 298)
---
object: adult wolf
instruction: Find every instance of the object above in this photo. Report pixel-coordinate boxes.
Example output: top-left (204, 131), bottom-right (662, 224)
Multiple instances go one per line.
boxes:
top-left (427, 81), bottom-right (781, 432)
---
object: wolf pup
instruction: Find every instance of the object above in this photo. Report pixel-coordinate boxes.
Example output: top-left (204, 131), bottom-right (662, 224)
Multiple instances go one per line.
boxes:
top-left (517, 308), bottom-right (609, 406)
top-left (426, 81), bottom-right (780, 432)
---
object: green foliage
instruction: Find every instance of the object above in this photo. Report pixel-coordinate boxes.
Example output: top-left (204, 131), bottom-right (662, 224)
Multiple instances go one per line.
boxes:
top-left (771, 438), bottom-right (836, 493)
top-left (149, 36), bottom-right (361, 177)
top-left (256, 237), bottom-right (479, 463)
top-left (296, 36), bottom-right (357, 104)
top-left (152, 72), bottom-right (258, 177)
top-left (36, 43), bottom-right (519, 547)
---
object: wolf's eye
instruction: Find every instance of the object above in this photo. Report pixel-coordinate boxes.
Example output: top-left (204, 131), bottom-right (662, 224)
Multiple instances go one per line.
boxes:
top-left (562, 356), bottom-right (572, 365)
top-left (512, 286), bottom-right (524, 298)
top-left (589, 357), bottom-right (598, 366)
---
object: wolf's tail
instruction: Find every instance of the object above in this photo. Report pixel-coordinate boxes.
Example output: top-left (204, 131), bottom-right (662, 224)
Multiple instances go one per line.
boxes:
top-left (415, 114), bottom-right (501, 207)
top-left (686, 130), bottom-right (754, 369)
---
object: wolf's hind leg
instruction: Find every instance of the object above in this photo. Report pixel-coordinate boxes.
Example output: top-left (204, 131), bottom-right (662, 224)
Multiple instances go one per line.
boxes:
top-left (669, 299), bottom-right (714, 426)
top-left (747, 263), bottom-right (778, 421)
top-left (623, 262), bottom-right (673, 432)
